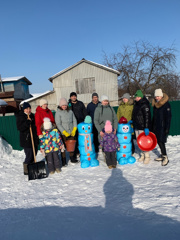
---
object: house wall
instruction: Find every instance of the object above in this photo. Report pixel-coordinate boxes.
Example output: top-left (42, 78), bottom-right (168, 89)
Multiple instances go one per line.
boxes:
top-left (14, 80), bottom-right (31, 100)
top-left (52, 62), bottom-right (119, 106)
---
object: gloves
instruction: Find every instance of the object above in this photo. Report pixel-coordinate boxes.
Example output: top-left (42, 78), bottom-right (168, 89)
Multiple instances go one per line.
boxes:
top-left (144, 128), bottom-right (149, 136)
top-left (60, 144), bottom-right (66, 152)
top-left (71, 127), bottom-right (77, 137)
top-left (62, 130), bottom-right (70, 137)
top-left (128, 120), bottom-right (133, 124)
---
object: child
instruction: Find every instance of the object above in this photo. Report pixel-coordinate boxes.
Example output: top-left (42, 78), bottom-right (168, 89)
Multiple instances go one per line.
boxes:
top-left (100, 120), bottom-right (120, 169)
top-left (40, 118), bottom-right (64, 174)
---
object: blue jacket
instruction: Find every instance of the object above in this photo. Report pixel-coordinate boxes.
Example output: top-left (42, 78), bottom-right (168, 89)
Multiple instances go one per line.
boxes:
top-left (87, 101), bottom-right (101, 122)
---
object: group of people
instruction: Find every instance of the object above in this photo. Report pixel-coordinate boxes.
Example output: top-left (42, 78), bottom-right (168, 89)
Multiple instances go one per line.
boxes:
top-left (16, 88), bottom-right (171, 175)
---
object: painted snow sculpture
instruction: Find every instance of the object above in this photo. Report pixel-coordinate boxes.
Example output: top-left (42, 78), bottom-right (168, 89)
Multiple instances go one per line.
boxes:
top-left (117, 117), bottom-right (136, 165)
top-left (78, 116), bottom-right (99, 168)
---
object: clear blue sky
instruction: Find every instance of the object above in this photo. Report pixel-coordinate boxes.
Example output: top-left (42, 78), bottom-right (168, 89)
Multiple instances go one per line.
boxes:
top-left (0, 0), bottom-right (180, 93)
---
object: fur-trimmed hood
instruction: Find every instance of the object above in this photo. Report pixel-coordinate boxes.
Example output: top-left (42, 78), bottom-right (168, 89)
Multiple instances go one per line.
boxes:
top-left (152, 93), bottom-right (169, 108)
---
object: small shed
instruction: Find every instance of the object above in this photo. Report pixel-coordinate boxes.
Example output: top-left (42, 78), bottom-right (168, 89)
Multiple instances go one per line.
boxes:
top-left (49, 59), bottom-right (120, 106)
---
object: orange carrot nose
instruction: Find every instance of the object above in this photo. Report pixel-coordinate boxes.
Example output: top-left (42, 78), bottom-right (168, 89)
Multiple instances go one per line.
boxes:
top-left (85, 130), bottom-right (87, 132)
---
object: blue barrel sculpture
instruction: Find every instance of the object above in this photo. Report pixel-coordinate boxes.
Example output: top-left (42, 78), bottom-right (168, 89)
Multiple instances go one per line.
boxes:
top-left (117, 117), bottom-right (136, 165)
top-left (78, 116), bottom-right (99, 168)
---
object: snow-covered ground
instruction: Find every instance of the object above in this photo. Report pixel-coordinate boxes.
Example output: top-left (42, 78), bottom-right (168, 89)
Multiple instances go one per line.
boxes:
top-left (0, 136), bottom-right (180, 240)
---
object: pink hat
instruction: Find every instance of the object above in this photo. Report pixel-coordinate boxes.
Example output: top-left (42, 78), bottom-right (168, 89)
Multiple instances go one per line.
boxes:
top-left (104, 120), bottom-right (112, 132)
top-left (59, 98), bottom-right (68, 107)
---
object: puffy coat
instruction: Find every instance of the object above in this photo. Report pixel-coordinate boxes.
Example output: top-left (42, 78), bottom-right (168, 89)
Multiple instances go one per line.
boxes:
top-left (87, 101), bottom-right (101, 122)
top-left (55, 107), bottom-right (77, 134)
top-left (117, 99), bottom-right (134, 122)
top-left (40, 128), bottom-right (63, 153)
top-left (68, 100), bottom-right (87, 124)
top-left (132, 96), bottom-right (151, 130)
top-left (35, 106), bottom-right (55, 136)
top-left (94, 104), bottom-right (118, 133)
top-left (16, 111), bottom-right (39, 148)
top-left (152, 93), bottom-right (171, 143)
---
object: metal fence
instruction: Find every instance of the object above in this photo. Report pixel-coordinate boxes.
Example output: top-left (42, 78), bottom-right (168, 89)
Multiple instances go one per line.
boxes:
top-left (0, 102), bottom-right (180, 150)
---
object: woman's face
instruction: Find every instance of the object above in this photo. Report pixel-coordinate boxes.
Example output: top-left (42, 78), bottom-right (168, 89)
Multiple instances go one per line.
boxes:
top-left (41, 104), bottom-right (48, 109)
top-left (61, 105), bottom-right (67, 110)
top-left (101, 100), bottom-right (109, 106)
top-left (155, 96), bottom-right (163, 102)
top-left (123, 98), bottom-right (128, 103)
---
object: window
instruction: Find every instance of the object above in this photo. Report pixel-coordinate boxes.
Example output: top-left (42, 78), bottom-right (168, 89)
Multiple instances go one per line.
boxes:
top-left (75, 77), bottom-right (95, 94)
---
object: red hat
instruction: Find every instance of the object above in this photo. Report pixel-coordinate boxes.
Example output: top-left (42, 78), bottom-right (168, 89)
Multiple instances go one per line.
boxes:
top-left (119, 117), bottom-right (128, 124)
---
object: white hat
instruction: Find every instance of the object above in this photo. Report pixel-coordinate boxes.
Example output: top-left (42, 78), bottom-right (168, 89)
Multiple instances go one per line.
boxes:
top-left (100, 95), bottom-right (109, 102)
top-left (43, 118), bottom-right (52, 130)
top-left (154, 89), bottom-right (163, 97)
top-left (40, 99), bottom-right (48, 107)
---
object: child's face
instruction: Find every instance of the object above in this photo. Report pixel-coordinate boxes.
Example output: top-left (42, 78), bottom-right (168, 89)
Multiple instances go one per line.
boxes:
top-left (105, 130), bottom-right (112, 134)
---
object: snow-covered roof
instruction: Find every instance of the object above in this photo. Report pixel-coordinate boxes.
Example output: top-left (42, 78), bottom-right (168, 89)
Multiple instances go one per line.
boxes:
top-left (49, 59), bottom-right (120, 82)
top-left (20, 90), bottom-right (54, 105)
top-left (2, 76), bottom-right (32, 85)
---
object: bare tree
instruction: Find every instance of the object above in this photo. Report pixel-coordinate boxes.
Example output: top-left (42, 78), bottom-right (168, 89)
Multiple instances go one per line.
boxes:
top-left (103, 41), bottom-right (180, 99)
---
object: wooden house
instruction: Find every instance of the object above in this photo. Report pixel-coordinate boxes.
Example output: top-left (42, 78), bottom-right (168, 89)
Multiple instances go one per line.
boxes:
top-left (0, 76), bottom-right (32, 114)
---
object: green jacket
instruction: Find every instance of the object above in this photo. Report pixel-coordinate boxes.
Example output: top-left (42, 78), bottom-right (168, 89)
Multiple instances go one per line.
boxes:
top-left (94, 104), bottom-right (118, 133)
top-left (117, 99), bottom-right (134, 122)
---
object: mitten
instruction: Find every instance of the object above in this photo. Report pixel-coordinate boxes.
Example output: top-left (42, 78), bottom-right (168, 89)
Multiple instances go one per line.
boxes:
top-left (62, 130), bottom-right (70, 137)
top-left (71, 127), bottom-right (77, 137)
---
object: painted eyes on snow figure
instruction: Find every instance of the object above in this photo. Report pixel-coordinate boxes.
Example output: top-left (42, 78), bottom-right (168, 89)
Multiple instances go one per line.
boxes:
top-left (122, 125), bottom-right (129, 133)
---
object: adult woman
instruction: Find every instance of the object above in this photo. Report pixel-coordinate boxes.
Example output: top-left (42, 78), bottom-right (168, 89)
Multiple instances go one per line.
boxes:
top-left (117, 93), bottom-right (135, 154)
top-left (35, 99), bottom-right (55, 139)
top-left (55, 98), bottom-right (77, 165)
top-left (152, 89), bottom-right (171, 166)
top-left (94, 95), bottom-right (118, 141)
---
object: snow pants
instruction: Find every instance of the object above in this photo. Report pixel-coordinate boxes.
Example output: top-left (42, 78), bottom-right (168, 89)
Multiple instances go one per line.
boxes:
top-left (46, 151), bottom-right (62, 172)
top-left (24, 147), bottom-right (38, 164)
top-left (104, 151), bottom-right (117, 166)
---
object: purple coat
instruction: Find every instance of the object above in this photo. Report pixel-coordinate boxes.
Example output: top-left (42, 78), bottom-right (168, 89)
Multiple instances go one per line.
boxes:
top-left (100, 132), bottom-right (120, 152)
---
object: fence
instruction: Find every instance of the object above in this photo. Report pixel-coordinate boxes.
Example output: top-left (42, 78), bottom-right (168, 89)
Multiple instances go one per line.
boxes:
top-left (0, 102), bottom-right (180, 150)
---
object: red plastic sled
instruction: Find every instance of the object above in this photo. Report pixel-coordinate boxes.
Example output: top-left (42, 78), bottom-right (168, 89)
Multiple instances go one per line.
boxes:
top-left (137, 132), bottom-right (157, 151)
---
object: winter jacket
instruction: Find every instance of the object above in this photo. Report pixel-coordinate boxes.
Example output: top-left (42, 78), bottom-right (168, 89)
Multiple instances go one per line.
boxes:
top-left (117, 99), bottom-right (134, 122)
top-left (35, 106), bottom-right (55, 136)
top-left (100, 132), bottom-right (120, 152)
top-left (16, 111), bottom-right (39, 148)
top-left (87, 101), bottom-right (101, 122)
top-left (68, 100), bottom-right (87, 124)
top-left (132, 96), bottom-right (151, 130)
top-left (40, 128), bottom-right (63, 153)
top-left (94, 104), bottom-right (118, 133)
top-left (55, 107), bottom-right (77, 134)
top-left (152, 93), bottom-right (171, 143)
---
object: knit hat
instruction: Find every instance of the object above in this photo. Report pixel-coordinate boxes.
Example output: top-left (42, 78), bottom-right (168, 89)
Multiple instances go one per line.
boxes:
top-left (40, 99), bottom-right (48, 106)
top-left (122, 93), bottom-right (130, 100)
top-left (154, 89), bottom-right (163, 97)
top-left (134, 90), bottom-right (144, 98)
top-left (59, 98), bottom-right (68, 107)
top-left (23, 102), bottom-right (31, 110)
top-left (119, 117), bottom-right (128, 124)
top-left (92, 93), bottom-right (99, 98)
top-left (100, 95), bottom-right (109, 102)
top-left (84, 115), bottom-right (92, 123)
top-left (104, 120), bottom-right (112, 133)
top-left (70, 92), bottom-right (77, 97)
top-left (43, 117), bottom-right (52, 130)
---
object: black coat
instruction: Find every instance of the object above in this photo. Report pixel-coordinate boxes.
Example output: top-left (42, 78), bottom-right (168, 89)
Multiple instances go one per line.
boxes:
top-left (68, 100), bottom-right (87, 124)
top-left (16, 111), bottom-right (39, 148)
top-left (152, 94), bottom-right (171, 143)
top-left (132, 96), bottom-right (151, 130)
top-left (87, 101), bottom-right (101, 122)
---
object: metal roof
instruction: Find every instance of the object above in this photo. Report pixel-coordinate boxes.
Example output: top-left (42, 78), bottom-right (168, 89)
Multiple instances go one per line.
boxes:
top-left (49, 59), bottom-right (120, 82)
top-left (2, 76), bottom-right (32, 85)
top-left (20, 90), bottom-right (54, 105)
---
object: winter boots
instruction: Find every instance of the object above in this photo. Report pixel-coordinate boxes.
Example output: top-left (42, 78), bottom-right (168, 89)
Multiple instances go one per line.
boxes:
top-left (62, 158), bottom-right (67, 167)
top-left (155, 155), bottom-right (163, 161)
top-left (161, 155), bottom-right (169, 166)
top-left (138, 152), bottom-right (150, 164)
top-left (23, 163), bottom-right (28, 175)
top-left (70, 156), bottom-right (78, 163)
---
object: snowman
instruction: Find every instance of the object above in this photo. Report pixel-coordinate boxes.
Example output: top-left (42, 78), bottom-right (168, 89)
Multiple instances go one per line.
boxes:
top-left (117, 117), bottom-right (136, 165)
top-left (78, 116), bottom-right (99, 168)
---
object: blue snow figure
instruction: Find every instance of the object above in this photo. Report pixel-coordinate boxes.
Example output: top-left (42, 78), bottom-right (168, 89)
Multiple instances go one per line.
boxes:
top-left (117, 117), bottom-right (136, 165)
top-left (78, 116), bottom-right (99, 168)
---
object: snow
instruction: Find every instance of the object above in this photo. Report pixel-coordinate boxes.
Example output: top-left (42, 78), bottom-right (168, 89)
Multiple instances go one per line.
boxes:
top-left (0, 136), bottom-right (180, 240)
top-left (20, 90), bottom-right (53, 105)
